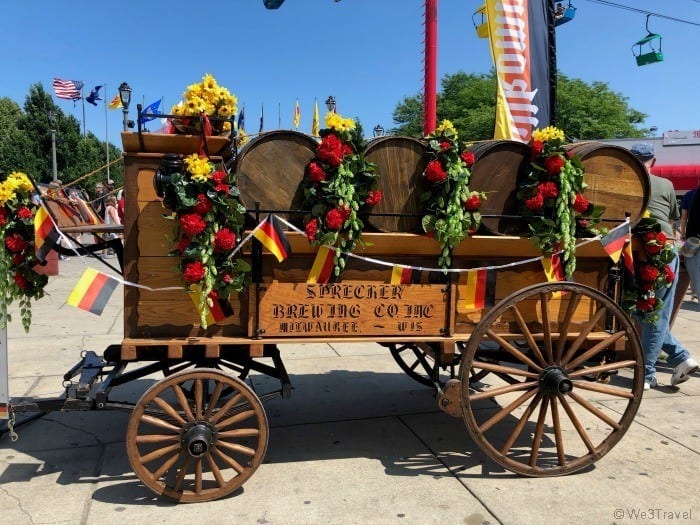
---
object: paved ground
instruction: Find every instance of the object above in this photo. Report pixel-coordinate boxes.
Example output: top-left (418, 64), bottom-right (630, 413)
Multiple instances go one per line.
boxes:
top-left (1, 257), bottom-right (699, 525)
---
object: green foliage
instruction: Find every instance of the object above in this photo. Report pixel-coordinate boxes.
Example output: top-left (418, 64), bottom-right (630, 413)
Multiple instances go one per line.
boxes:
top-left (0, 83), bottom-right (123, 192)
top-left (392, 71), bottom-right (648, 140)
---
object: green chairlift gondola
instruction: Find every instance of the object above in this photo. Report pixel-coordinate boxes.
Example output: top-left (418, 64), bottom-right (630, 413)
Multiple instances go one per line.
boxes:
top-left (473, 4), bottom-right (489, 39)
top-left (633, 15), bottom-right (664, 66)
top-left (554, 2), bottom-right (576, 27)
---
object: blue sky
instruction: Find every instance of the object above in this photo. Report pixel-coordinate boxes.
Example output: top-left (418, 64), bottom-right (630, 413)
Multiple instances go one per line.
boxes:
top-left (2, 0), bottom-right (699, 146)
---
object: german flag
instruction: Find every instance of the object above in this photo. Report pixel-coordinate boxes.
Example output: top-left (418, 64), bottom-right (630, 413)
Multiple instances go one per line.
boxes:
top-left (542, 253), bottom-right (566, 283)
top-left (307, 245), bottom-right (336, 284)
top-left (188, 287), bottom-right (234, 325)
top-left (600, 223), bottom-right (629, 263)
top-left (391, 266), bottom-right (422, 284)
top-left (253, 215), bottom-right (291, 262)
top-left (67, 268), bottom-right (119, 315)
top-left (0, 403), bottom-right (8, 420)
top-left (34, 205), bottom-right (61, 262)
top-left (459, 268), bottom-right (496, 312)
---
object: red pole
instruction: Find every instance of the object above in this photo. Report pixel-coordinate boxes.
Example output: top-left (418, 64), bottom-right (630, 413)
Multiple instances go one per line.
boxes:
top-left (423, 0), bottom-right (438, 136)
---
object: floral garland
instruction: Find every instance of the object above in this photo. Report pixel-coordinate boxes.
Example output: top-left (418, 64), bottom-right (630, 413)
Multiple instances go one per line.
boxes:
top-left (165, 154), bottom-right (250, 328)
top-left (302, 113), bottom-right (380, 277)
top-left (0, 171), bottom-right (49, 332)
top-left (421, 120), bottom-right (484, 270)
top-left (517, 126), bottom-right (604, 278)
top-left (622, 217), bottom-right (676, 323)
top-left (170, 73), bottom-right (237, 135)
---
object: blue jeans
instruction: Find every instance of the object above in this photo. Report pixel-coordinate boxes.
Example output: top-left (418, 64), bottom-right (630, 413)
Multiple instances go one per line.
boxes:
top-left (685, 251), bottom-right (700, 299)
top-left (638, 251), bottom-right (691, 382)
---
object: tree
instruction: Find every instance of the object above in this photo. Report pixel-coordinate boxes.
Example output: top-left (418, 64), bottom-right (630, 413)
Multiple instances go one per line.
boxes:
top-left (392, 71), bottom-right (648, 141)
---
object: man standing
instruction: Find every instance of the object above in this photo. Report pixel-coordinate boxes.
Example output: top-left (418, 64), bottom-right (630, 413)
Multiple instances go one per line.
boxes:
top-left (93, 182), bottom-right (106, 218)
top-left (631, 143), bottom-right (698, 389)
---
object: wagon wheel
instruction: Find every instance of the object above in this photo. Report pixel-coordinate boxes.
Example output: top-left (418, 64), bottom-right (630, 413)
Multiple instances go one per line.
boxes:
top-left (126, 368), bottom-right (268, 502)
top-left (460, 282), bottom-right (643, 477)
top-left (389, 342), bottom-right (489, 389)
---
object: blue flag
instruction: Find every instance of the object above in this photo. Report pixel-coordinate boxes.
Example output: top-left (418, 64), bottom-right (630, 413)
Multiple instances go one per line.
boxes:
top-left (237, 107), bottom-right (245, 131)
top-left (139, 99), bottom-right (162, 124)
top-left (85, 85), bottom-right (103, 106)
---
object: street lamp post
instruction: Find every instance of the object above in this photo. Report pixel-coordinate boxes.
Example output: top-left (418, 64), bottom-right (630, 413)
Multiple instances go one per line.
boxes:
top-left (325, 95), bottom-right (336, 113)
top-left (373, 124), bottom-right (385, 138)
top-left (49, 109), bottom-right (58, 183)
top-left (118, 82), bottom-right (132, 132)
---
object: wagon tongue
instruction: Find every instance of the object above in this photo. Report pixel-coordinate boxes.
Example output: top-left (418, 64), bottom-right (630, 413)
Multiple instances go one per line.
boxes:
top-left (538, 365), bottom-right (573, 395)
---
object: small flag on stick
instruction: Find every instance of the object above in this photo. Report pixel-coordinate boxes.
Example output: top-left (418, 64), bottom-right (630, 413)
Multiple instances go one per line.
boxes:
top-left (34, 205), bottom-right (61, 263)
top-left (600, 223), bottom-right (629, 263)
top-left (391, 266), bottom-right (422, 285)
top-left (188, 286), bottom-right (234, 325)
top-left (108, 94), bottom-right (122, 109)
top-left (307, 245), bottom-right (335, 284)
top-left (293, 99), bottom-right (301, 128)
top-left (311, 100), bottom-right (320, 136)
top-left (458, 268), bottom-right (496, 312)
top-left (253, 215), bottom-right (291, 262)
top-left (67, 268), bottom-right (119, 315)
top-left (541, 253), bottom-right (568, 298)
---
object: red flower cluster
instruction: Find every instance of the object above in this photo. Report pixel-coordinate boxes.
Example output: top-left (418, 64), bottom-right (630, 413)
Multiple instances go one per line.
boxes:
top-left (214, 182), bottom-right (229, 194)
top-left (525, 193), bottom-right (545, 211)
top-left (425, 160), bottom-right (447, 184)
top-left (636, 296), bottom-right (657, 312)
top-left (573, 194), bottom-right (590, 213)
top-left (0, 207), bottom-right (7, 226)
top-left (460, 151), bottom-right (475, 168)
top-left (365, 190), bottom-right (383, 207)
top-left (439, 141), bottom-right (451, 151)
top-left (638, 263), bottom-right (659, 283)
top-left (5, 233), bottom-right (28, 253)
top-left (307, 162), bottom-right (327, 183)
top-left (463, 194), bottom-right (481, 211)
top-left (642, 230), bottom-right (667, 255)
top-left (663, 264), bottom-right (675, 284)
top-left (538, 181), bottom-right (559, 200)
top-left (211, 171), bottom-right (226, 183)
top-left (13, 272), bottom-right (28, 290)
top-left (183, 261), bottom-right (206, 283)
top-left (530, 140), bottom-right (544, 159)
top-left (180, 213), bottom-right (206, 236)
top-left (325, 208), bottom-right (345, 230)
top-left (193, 193), bottom-right (213, 215)
top-left (177, 236), bottom-right (191, 254)
top-left (214, 228), bottom-right (236, 252)
top-left (317, 133), bottom-right (348, 167)
top-left (17, 207), bottom-right (33, 220)
top-left (305, 218), bottom-right (319, 242)
top-left (544, 155), bottom-right (564, 175)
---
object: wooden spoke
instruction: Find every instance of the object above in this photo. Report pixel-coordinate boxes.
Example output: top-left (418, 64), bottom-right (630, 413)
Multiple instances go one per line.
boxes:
top-left (203, 381), bottom-right (224, 420)
top-left (540, 292), bottom-right (553, 362)
top-left (127, 368), bottom-right (268, 502)
top-left (152, 397), bottom-right (187, 426)
top-left (555, 292), bottom-right (582, 363)
top-left (485, 329), bottom-right (543, 372)
top-left (469, 380), bottom-right (538, 402)
top-left (216, 440), bottom-right (257, 457)
top-left (550, 397), bottom-right (566, 467)
top-left (136, 434), bottom-right (181, 444)
top-left (529, 396), bottom-right (549, 468)
top-left (140, 443), bottom-right (181, 465)
top-left (571, 381), bottom-right (634, 399)
top-left (469, 360), bottom-right (540, 379)
top-left (460, 282), bottom-right (643, 477)
top-left (508, 305), bottom-right (548, 367)
top-left (140, 414), bottom-right (180, 433)
top-left (217, 428), bottom-right (261, 439)
top-left (568, 391), bottom-right (622, 430)
top-left (557, 394), bottom-right (596, 454)
top-left (172, 384), bottom-right (195, 423)
top-left (560, 307), bottom-right (606, 365)
top-left (194, 379), bottom-right (203, 420)
top-left (216, 410), bottom-right (257, 431)
top-left (209, 392), bottom-right (243, 425)
top-left (500, 393), bottom-right (542, 455)
top-left (153, 450), bottom-right (183, 480)
top-left (478, 388), bottom-right (539, 433)
top-left (207, 452), bottom-right (225, 488)
top-left (565, 331), bottom-right (627, 371)
top-left (213, 446), bottom-right (245, 474)
top-left (567, 360), bottom-right (637, 379)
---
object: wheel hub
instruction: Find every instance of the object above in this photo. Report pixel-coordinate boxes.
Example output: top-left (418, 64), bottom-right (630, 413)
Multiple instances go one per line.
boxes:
top-left (539, 365), bottom-right (573, 395)
top-left (182, 422), bottom-right (216, 457)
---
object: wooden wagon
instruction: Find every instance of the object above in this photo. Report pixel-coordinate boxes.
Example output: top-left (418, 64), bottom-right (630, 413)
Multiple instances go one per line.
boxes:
top-left (7, 129), bottom-right (650, 502)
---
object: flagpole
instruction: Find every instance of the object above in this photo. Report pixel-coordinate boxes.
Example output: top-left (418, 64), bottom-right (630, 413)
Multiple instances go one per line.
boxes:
top-left (105, 82), bottom-right (110, 183)
top-left (81, 85), bottom-right (86, 139)
top-left (278, 102), bottom-right (281, 129)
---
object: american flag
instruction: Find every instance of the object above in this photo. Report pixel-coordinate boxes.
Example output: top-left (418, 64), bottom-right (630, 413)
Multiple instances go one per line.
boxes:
top-left (52, 78), bottom-right (84, 100)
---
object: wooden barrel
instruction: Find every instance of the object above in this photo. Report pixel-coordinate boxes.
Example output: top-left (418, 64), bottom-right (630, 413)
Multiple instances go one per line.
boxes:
top-left (363, 136), bottom-right (427, 232)
top-left (566, 142), bottom-right (650, 226)
top-left (235, 130), bottom-right (318, 227)
top-left (467, 140), bottom-right (531, 235)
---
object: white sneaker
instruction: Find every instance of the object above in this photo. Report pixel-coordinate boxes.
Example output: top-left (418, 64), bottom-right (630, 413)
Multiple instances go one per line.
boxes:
top-left (670, 358), bottom-right (699, 387)
top-left (643, 377), bottom-right (658, 390)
